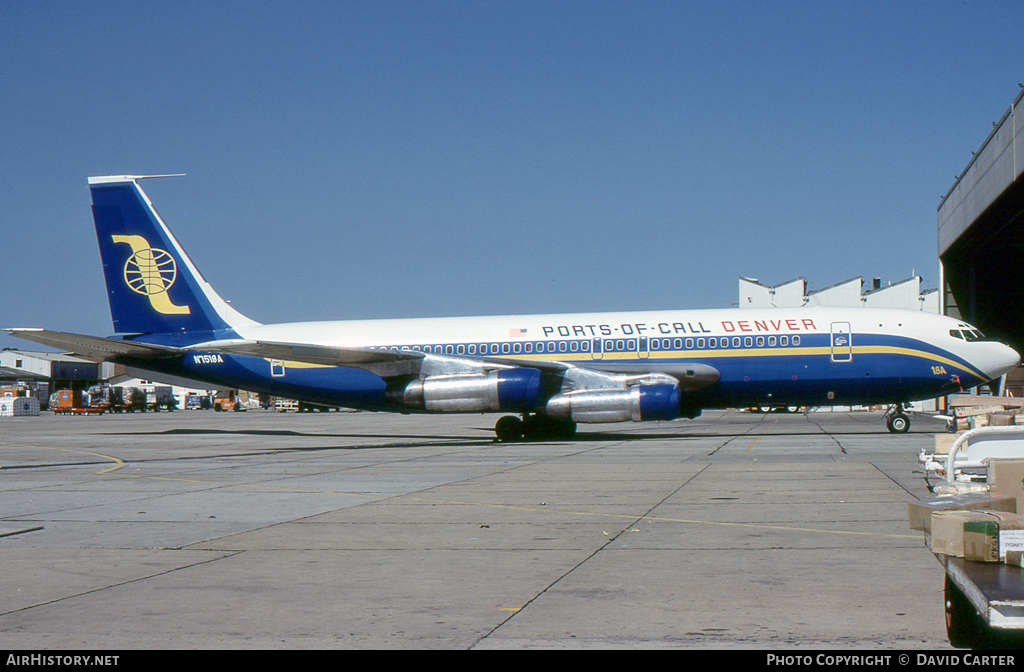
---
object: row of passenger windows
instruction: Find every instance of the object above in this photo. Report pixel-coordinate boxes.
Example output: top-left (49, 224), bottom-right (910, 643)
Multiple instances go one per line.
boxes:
top-left (375, 335), bottom-right (802, 356)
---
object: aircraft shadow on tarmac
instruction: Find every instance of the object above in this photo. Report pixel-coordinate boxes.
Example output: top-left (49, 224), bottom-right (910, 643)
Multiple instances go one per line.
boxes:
top-left (100, 424), bottom-right (940, 446)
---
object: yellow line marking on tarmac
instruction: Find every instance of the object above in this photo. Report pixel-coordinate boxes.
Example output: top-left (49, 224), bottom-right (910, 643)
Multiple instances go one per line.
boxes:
top-left (109, 472), bottom-right (921, 539)
top-left (0, 442), bottom-right (125, 474)
top-left (746, 415), bottom-right (779, 453)
top-left (3, 442), bottom-right (919, 540)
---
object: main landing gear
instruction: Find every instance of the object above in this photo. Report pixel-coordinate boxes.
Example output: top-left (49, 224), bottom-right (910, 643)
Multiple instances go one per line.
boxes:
top-left (494, 413), bottom-right (577, 442)
top-left (884, 404), bottom-right (910, 434)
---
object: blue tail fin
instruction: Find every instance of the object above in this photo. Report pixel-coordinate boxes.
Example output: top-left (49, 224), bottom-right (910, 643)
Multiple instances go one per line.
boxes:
top-left (89, 175), bottom-right (259, 338)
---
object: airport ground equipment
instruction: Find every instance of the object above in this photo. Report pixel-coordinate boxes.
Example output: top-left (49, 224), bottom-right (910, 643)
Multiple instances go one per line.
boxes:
top-left (84, 384), bottom-right (176, 413)
top-left (940, 556), bottom-right (1024, 648)
top-left (51, 389), bottom-right (104, 415)
top-left (913, 426), bottom-right (1024, 648)
top-left (0, 396), bottom-right (39, 416)
top-left (919, 425), bottom-right (1024, 482)
top-left (214, 390), bottom-right (244, 412)
top-left (273, 397), bottom-right (298, 412)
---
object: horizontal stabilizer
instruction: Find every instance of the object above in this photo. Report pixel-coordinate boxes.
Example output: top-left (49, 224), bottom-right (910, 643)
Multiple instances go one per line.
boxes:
top-left (4, 329), bottom-right (183, 361)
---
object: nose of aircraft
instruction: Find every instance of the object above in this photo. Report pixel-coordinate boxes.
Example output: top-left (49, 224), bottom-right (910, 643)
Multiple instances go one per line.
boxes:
top-left (983, 341), bottom-right (1022, 381)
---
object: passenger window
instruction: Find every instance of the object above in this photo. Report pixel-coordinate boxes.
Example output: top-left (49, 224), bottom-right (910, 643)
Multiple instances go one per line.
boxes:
top-left (457, 344), bottom-right (465, 354)
top-left (685, 338), bottom-right (693, 349)
top-left (547, 342), bottom-right (556, 353)
top-left (756, 336), bottom-right (764, 347)
top-left (616, 340), bottom-right (625, 351)
top-left (605, 340), bottom-right (614, 351)
top-left (581, 341), bottom-right (590, 352)
top-left (710, 337), bottom-right (719, 348)
top-left (524, 343), bottom-right (532, 353)
top-left (672, 338), bottom-right (681, 349)
top-left (744, 337), bottom-right (752, 347)
top-left (768, 336), bottom-right (776, 346)
top-left (697, 338), bottom-right (705, 348)
top-left (491, 344), bottom-right (499, 354)
top-left (780, 336), bottom-right (789, 346)
top-left (468, 344), bottom-right (476, 354)
top-left (513, 343), bottom-right (522, 354)
top-left (732, 337), bottom-right (741, 348)
top-left (502, 343), bottom-right (510, 354)
top-left (569, 341), bottom-right (578, 352)
top-left (651, 339), bottom-right (660, 350)
top-left (626, 339), bottom-right (636, 351)
top-left (446, 345), bottom-right (454, 355)
top-left (792, 336), bottom-right (801, 346)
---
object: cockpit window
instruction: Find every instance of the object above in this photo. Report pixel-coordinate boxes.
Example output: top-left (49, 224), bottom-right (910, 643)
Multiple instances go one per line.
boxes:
top-left (953, 328), bottom-right (986, 341)
top-left (950, 330), bottom-right (963, 339)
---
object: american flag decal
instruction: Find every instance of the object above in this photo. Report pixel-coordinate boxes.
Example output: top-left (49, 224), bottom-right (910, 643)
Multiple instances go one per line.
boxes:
top-left (509, 328), bottom-right (528, 337)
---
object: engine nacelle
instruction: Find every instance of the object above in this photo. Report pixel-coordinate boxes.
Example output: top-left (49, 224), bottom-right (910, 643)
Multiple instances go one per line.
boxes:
top-left (544, 383), bottom-right (681, 423)
top-left (401, 368), bottom-right (542, 413)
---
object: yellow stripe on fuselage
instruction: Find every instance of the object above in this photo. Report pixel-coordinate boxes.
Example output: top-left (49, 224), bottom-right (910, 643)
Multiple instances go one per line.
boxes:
top-left (509, 345), bottom-right (985, 380)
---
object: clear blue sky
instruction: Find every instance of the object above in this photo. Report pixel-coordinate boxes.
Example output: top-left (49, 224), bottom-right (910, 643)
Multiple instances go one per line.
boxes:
top-left (2, 1), bottom-right (1022, 351)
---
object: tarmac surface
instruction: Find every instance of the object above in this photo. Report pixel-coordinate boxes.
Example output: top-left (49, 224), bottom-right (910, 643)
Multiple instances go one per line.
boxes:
top-left (0, 408), bottom-right (953, 649)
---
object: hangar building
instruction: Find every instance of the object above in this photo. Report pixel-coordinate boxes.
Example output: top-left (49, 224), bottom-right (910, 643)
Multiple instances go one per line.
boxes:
top-left (939, 86), bottom-right (1024, 356)
top-left (739, 276), bottom-right (939, 312)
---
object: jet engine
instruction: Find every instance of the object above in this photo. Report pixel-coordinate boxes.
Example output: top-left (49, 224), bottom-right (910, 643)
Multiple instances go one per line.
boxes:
top-left (400, 368), bottom-right (542, 413)
top-left (544, 383), bottom-right (681, 423)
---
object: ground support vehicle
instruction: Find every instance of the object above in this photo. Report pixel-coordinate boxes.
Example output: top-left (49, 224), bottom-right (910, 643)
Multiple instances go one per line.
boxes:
top-left (939, 555), bottom-right (1024, 648)
top-left (214, 390), bottom-right (246, 412)
top-left (273, 397), bottom-right (298, 412)
top-left (915, 424), bottom-right (1024, 648)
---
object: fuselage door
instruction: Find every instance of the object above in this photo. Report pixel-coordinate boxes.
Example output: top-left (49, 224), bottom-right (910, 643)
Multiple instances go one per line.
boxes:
top-left (830, 322), bottom-right (852, 362)
top-left (591, 338), bottom-right (604, 360)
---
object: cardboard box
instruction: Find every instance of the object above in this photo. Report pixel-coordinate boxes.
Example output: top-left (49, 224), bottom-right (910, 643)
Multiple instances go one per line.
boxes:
top-left (931, 510), bottom-right (994, 557)
top-left (933, 510), bottom-right (1024, 560)
top-left (988, 412), bottom-right (1016, 427)
top-left (907, 492), bottom-right (1017, 533)
top-left (988, 459), bottom-right (1024, 514)
top-left (964, 518), bottom-right (1001, 562)
top-left (934, 433), bottom-right (958, 455)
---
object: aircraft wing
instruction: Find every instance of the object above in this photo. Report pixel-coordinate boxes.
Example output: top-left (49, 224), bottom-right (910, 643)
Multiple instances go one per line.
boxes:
top-left (195, 339), bottom-right (426, 367)
top-left (4, 328), bottom-right (183, 361)
top-left (475, 357), bottom-right (719, 389)
top-left (199, 340), bottom-right (720, 390)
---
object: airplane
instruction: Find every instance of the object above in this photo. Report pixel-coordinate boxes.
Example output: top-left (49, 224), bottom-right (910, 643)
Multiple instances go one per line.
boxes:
top-left (6, 174), bottom-right (1020, 441)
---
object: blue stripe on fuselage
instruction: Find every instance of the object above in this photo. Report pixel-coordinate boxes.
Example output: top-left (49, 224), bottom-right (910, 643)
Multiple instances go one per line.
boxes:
top-left (118, 331), bottom-right (978, 412)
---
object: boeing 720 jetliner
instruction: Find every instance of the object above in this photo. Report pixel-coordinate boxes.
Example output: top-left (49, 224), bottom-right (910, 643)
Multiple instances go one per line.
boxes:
top-left (7, 175), bottom-right (1020, 440)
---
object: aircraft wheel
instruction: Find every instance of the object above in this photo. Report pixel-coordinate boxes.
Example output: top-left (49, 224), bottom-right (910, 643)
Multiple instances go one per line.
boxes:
top-left (522, 415), bottom-right (577, 441)
top-left (887, 412), bottom-right (910, 434)
top-left (494, 416), bottom-right (524, 442)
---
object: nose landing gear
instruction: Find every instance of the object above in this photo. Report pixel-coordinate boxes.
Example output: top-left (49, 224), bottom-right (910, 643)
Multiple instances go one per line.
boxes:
top-left (884, 404), bottom-right (910, 434)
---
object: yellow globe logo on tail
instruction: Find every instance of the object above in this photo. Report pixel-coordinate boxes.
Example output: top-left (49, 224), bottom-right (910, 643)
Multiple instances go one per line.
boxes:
top-left (112, 235), bottom-right (191, 315)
